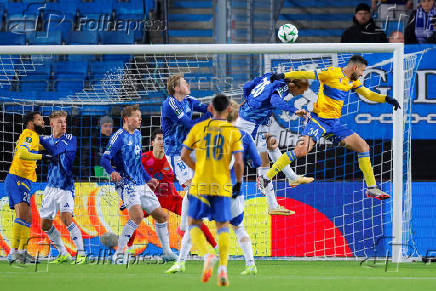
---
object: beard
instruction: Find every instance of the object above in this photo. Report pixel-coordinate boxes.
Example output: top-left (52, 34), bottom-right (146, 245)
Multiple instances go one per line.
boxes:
top-left (34, 124), bottom-right (45, 135)
top-left (350, 72), bottom-right (359, 81)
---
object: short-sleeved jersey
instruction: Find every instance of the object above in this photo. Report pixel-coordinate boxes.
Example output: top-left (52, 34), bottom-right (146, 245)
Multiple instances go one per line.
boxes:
top-left (162, 95), bottom-right (209, 157)
top-left (40, 134), bottom-right (77, 191)
top-left (9, 129), bottom-right (41, 182)
top-left (141, 151), bottom-right (178, 198)
top-left (183, 119), bottom-right (244, 197)
top-left (102, 128), bottom-right (151, 185)
top-left (239, 73), bottom-right (296, 125)
top-left (313, 67), bottom-right (362, 119)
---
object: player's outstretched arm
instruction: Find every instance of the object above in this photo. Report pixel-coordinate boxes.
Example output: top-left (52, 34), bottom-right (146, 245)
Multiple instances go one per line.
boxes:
top-left (270, 92), bottom-right (297, 113)
top-left (355, 86), bottom-right (400, 110)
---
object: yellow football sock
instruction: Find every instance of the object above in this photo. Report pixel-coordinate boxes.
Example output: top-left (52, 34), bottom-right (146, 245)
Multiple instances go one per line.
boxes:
top-left (190, 225), bottom-right (210, 256)
top-left (11, 219), bottom-right (22, 250)
top-left (217, 227), bottom-right (230, 267)
top-left (267, 151), bottom-right (295, 180)
top-left (358, 152), bottom-right (376, 187)
top-left (18, 222), bottom-right (31, 251)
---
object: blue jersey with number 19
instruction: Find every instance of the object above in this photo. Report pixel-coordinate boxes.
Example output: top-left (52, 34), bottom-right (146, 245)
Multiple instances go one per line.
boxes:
top-left (183, 119), bottom-right (243, 197)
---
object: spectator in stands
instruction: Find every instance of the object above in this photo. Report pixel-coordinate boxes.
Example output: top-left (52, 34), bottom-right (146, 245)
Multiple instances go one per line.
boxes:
top-left (389, 30), bottom-right (405, 42)
top-left (341, 3), bottom-right (388, 43)
top-left (82, 116), bottom-right (114, 178)
top-left (404, 0), bottom-right (436, 44)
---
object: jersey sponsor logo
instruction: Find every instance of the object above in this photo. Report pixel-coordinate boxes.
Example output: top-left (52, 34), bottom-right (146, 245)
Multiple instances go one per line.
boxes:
top-left (64, 203), bottom-right (70, 208)
top-left (277, 85), bottom-right (289, 98)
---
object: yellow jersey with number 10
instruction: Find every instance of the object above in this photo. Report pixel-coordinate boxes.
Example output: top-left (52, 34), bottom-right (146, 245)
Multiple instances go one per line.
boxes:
top-left (183, 119), bottom-right (243, 197)
top-left (9, 129), bottom-right (41, 182)
top-left (313, 67), bottom-right (362, 119)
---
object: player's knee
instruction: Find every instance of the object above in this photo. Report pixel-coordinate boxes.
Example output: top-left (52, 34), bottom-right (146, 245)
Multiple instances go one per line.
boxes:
top-left (41, 220), bottom-right (52, 232)
top-left (152, 208), bottom-right (168, 223)
top-left (266, 135), bottom-right (278, 150)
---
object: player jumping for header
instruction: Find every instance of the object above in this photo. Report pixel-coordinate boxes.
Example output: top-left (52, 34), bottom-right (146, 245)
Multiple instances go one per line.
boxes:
top-left (236, 73), bottom-right (313, 215)
top-left (260, 55), bottom-right (400, 200)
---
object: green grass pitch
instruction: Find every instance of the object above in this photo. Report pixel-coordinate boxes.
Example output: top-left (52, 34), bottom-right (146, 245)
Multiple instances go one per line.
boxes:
top-left (2, 260), bottom-right (436, 291)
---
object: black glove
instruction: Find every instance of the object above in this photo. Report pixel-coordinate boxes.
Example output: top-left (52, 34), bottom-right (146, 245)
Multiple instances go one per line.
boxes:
top-left (232, 182), bottom-right (242, 199)
top-left (270, 73), bottom-right (285, 82)
top-left (385, 96), bottom-right (401, 111)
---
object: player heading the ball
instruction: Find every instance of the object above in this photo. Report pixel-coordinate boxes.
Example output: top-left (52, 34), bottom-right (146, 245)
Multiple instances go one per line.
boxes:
top-left (261, 55), bottom-right (400, 200)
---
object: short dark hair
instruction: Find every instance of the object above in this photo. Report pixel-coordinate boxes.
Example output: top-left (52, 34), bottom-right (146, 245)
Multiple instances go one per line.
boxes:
top-left (348, 55), bottom-right (368, 66)
top-left (212, 94), bottom-right (229, 112)
top-left (151, 128), bottom-right (163, 140)
top-left (23, 111), bottom-right (40, 127)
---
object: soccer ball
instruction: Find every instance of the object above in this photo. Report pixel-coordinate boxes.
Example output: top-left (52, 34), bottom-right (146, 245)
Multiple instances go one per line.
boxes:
top-left (100, 232), bottom-right (118, 248)
top-left (277, 24), bottom-right (298, 43)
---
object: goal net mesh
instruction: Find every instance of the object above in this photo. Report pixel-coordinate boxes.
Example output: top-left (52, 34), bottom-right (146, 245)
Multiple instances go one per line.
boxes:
top-left (0, 49), bottom-right (421, 260)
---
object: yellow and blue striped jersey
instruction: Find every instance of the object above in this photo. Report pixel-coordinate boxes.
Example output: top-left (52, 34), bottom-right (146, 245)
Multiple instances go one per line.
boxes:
top-left (183, 119), bottom-right (244, 197)
top-left (9, 129), bottom-right (41, 182)
top-left (313, 67), bottom-right (362, 119)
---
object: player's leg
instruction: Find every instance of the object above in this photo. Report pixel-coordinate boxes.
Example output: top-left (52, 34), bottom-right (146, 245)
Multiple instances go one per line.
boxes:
top-left (267, 134), bottom-right (314, 187)
top-left (6, 174), bottom-right (33, 263)
top-left (187, 195), bottom-right (217, 282)
top-left (230, 200), bottom-right (256, 275)
top-left (40, 187), bottom-right (70, 263)
top-left (266, 115), bottom-right (324, 181)
top-left (212, 196), bottom-right (232, 286)
top-left (58, 189), bottom-right (86, 263)
top-left (341, 133), bottom-right (390, 200)
top-left (112, 184), bottom-right (144, 263)
top-left (143, 184), bottom-right (176, 261)
top-left (127, 210), bottom-right (149, 249)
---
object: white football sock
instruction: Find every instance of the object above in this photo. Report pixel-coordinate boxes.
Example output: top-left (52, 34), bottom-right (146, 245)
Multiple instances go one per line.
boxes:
top-left (269, 148), bottom-right (298, 180)
top-left (179, 194), bottom-right (189, 232)
top-left (45, 225), bottom-right (67, 256)
top-left (155, 222), bottom-right (172, 255)
top-left (234, 226), bottom-right (255, 266)
top-left (258, 167), bottom-right (279, 209)
top-left (177, 230), bottom-right (192, 263)
top-left (66, 222), bottom-right (85, 256)
top-left (116, 220), bottom-right (138, 255)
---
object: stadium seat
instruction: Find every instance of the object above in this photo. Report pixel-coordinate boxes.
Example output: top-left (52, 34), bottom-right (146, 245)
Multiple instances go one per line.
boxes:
top-left (113, 0), bottom-right (144, 15)
top-left (0, 32), bottom-right (26, 45)
top-left (53, 61), bottom-right (88, 77)
top-left (19, 76), bottom-right (50, 92)
top-left (67, 30), bottom-right (99, 44)
top-left (99, 31), bottom-right (135, 44)
top-left (6, 14), bottom-right (38, 34)
top-left (89, 60), bottom-right (125, 80)
top-left (76, 0), bottom-right (112, 18)
top-left (27, 30), bottom-right (62, 45)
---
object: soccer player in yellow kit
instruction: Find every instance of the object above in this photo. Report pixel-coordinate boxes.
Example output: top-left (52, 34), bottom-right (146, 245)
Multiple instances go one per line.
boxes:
top-left (5, 111), bottom-right (46, 263)
top-left (181, 94), bottom-right (244, 287)
top-left (261, 55), bottom-right (400, 200)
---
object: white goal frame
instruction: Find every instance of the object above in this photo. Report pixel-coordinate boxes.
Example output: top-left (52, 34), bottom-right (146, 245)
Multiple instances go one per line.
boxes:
top-left (0, 43), bottom-right (405, 262)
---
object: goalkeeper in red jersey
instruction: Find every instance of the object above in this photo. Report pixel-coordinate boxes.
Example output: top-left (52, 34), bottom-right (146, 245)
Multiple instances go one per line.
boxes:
top-left (125, 129), bottom-right (216, 259)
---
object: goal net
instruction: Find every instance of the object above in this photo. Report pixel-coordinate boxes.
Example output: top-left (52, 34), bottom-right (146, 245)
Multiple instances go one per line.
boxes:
top-left (0, 44), bottom-right (421, 262)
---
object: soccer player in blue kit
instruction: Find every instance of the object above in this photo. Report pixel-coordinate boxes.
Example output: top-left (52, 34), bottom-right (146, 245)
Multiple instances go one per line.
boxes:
top-left (101, 104), bottom-right (175, 263)
top-left (236, 73), bottom-right (313, 215)
top-left (39, 111), bottom-right (87, 264)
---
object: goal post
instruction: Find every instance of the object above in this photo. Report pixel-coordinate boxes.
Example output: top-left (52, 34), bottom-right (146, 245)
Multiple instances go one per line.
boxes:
top-left (0, 43), bottom-right (414, 262)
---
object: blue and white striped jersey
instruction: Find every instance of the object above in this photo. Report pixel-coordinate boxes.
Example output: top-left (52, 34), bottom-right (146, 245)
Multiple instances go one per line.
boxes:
top-left (40, 134), bottom-right (76, 191)
top-left (100, 128), bottom-right (151, 186)
top-left (239, 73), bottom-right (297, 126)
top-left (161, 95), bottom-right (211, 157)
